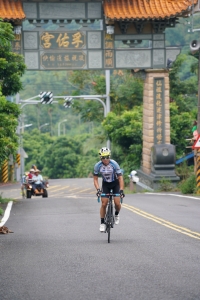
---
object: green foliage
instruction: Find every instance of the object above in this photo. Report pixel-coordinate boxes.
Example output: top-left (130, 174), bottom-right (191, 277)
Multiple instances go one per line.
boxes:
top-left (23, 129), bottom-right (101, 178)
top-left (68, 69), bottom-right (144, 118)
top-left (170, 102), bottom-right (195, 156)
top-left (0, 93), bottom-right (21, 167)
top-left (179, 174), bottom-right (196, 194)
top-left (0, 19), bottom-right (14, 46)
top-left (20, 70), bottom-right (76, 100)
top-left (41, 135), bottom-right (97, 178)
top-left (0, 21), bottom-right (26, 96)
top-left (158, 177), bottom-right (174, 192)
top-left (102, 106), bottom-right (143, 149)
top-left (0, 193), bottom-right (14, 215)
top-left (23, 128), bottom-right (55, 170)
top-left (169, 54), bottom-right (197, 100)
top-left (110, 71), bottom-right (143, 113)
top-left (175, 162), bottom-right (194, 181)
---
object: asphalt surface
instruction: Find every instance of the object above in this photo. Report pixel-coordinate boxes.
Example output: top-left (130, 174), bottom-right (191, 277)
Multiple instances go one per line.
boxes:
top-left (0, 178), bottom-right (200, 300)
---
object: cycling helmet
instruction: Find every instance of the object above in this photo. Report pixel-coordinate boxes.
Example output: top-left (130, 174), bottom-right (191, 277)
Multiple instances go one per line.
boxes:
top-left (98, 147), bottom-right (111, 157)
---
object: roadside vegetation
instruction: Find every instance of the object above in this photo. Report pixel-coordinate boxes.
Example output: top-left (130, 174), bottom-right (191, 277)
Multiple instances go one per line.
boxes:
top-left (0, 193), bottom-right (14, 216)
top-left (1, 16), bottom-right (200, 193)
top-left (0, 19), bottom-right (26, 167)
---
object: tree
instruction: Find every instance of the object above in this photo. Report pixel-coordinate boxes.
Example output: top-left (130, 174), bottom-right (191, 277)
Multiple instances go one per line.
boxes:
top-left (170, 102), bottom-right (194, 157)
top-left (0, 19), bottom-right (26, 96)
top-left (0, 92), bottom-right (21, 167)
top-left (68, 69), bottom-right (144, 121)
top-left (0, 18), bottom-right (14, 46)
top-left (0, 19), bottom-right (26, 168)
top-left (102, 106), bottom-right (143, 170)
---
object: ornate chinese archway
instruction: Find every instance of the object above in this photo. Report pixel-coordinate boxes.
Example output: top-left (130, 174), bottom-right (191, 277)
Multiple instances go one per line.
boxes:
top-left (0, 0), bottom-right (197, 189)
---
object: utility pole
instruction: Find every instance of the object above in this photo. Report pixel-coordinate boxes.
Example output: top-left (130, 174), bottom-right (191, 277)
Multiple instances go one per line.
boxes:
top-left (196, 48), bottom-right (200, 193)
top-left (190, 40), bottom-right (200, 193)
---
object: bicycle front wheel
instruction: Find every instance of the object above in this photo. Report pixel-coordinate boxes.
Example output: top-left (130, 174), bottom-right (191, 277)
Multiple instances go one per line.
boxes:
top-left (107, 201), bottom-right (112, 243)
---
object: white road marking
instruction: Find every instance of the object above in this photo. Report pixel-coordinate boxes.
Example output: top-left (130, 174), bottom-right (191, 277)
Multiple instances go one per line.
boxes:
top-left (145, 193), bottom-right (200, 200)
top-left (0, 201), bottom-right (13, 227)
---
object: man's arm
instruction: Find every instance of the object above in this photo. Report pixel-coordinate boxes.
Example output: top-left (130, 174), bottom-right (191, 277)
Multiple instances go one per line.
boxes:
top-left (93, 175), bottom-right (100, 190)
top-left (118, 175), bottom-right (124, 190)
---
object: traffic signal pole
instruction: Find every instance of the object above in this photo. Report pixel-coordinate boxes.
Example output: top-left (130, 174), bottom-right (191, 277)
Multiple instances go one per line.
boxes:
top-left (16, 92), bottom-right (110, 181)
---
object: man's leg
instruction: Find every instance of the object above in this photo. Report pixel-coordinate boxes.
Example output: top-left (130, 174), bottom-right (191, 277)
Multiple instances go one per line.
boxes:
top-left (99, 197), bottom-right (108, 232)
top-left (21, 184), bottom-right (24, 196)
top-left (114, 197), bottom-right (121, 225)
top-left (32, 183), bottom-right (36, 193)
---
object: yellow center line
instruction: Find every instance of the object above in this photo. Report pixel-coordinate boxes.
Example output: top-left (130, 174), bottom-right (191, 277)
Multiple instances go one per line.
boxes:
top-left (47, 185), bottom-right (62, 190)
top-left (67, 187), bottom-right (81, 192)
top-left (123, 203), bottom-right (200, 240)
top-left (50, 186), bottom-right (70, 193)
top-left (76, 188), bottom-right (94, 193)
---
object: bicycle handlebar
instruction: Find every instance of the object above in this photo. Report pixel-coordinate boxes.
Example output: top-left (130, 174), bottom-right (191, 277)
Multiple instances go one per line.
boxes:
top-left (97, 193), bottom-right (123, 203)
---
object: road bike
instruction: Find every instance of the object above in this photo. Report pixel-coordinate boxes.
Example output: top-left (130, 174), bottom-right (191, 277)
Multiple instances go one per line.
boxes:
top-left (98, 189), bottom-right (123, 243)
top-left (21, 184), bottom-right (27, 199)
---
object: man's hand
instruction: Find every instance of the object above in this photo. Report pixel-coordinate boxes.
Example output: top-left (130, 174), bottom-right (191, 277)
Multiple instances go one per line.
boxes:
top-left (96, 189), bottom-right (102, 197)
top-left (119, 190), bottom-right (125, 198)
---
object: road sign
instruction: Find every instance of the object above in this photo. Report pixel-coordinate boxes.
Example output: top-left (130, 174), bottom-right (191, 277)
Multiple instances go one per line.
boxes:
top-left (192, 134), bottom-right (200, 149)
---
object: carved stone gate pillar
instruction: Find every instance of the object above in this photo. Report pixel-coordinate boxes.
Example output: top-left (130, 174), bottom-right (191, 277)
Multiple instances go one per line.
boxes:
top-left (137, 69), bottom-right (179, 190)
top-left (142, 69), bottom-right (170, 173)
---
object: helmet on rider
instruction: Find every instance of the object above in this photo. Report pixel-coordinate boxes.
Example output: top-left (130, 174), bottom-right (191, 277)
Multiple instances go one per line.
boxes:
top-left (98, 147), bottom-right (111, 157)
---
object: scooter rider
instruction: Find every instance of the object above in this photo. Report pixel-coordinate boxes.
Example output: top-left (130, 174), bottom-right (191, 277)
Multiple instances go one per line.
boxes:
top-left (32, 169), bottom-right (44, 192)
top-left (27, 168), bottom-right (35, 182)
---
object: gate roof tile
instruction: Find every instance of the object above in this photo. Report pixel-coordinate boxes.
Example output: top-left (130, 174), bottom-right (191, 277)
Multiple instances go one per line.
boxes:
top-left (103, 0), bottom-right (197, 20)
top-left (0, 0), bottom-right (25, 21)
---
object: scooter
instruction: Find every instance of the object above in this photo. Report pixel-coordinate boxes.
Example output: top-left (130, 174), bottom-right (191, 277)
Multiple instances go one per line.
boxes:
top-left (26, 179), bottom-right (49, 198)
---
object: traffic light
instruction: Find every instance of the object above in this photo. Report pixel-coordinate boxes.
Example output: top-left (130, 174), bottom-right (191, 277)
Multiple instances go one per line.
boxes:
top-left (64, 97), bottom-right (73, 108)
top-left (39, 91), bottom-right (53, 104)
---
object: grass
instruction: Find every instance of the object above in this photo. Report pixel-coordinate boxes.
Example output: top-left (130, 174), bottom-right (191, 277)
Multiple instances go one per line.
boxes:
top-left (0, 193), bottom-right (14, 216)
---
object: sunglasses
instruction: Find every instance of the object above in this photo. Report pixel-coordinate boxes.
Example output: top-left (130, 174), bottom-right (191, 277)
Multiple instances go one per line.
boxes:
top-left (101, 156), bottom-right (110, 160)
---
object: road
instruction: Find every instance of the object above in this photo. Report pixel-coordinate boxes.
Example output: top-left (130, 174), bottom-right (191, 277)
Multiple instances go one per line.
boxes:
top-left (0, 178), bottom-right (200, 300)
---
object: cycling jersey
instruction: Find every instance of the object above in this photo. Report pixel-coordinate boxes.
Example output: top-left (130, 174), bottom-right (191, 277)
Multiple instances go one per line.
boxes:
top-left (93, 159), bottom-right (122, 183)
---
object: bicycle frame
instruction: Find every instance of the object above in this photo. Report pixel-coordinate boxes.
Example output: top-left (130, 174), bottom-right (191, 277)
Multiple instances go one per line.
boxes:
top-left (98, 189), bottom-right (123, 243)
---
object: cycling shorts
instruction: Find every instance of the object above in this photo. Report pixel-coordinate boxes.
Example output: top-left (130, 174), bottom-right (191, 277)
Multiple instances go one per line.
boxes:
top-left (101, 179), bottom-right (120, 194)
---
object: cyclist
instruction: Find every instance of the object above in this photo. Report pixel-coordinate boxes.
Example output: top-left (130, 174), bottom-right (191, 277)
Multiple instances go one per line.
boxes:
top-left (20, 171), bottom-right (28, 196)
top-left (93, 147), bottom-right (125, 232)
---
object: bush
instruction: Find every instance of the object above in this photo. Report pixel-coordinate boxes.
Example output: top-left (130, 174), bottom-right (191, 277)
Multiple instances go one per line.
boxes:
top-left (179, 174), bottom-right (196, 194)
top-left (158, 177), bottom-right (174, 192)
